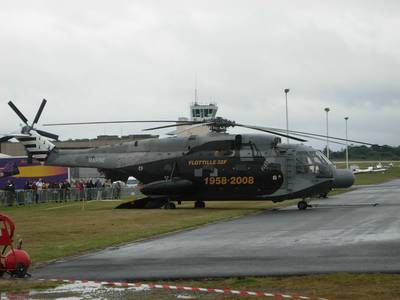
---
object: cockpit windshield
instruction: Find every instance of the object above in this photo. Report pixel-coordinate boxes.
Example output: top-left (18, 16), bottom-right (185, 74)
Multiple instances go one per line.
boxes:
top-left (296, 151), bottom-right (333, 178)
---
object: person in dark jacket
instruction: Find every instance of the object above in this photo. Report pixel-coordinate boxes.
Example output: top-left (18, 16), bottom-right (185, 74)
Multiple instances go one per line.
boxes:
top-left (4, 180), bottom-right (16, 206)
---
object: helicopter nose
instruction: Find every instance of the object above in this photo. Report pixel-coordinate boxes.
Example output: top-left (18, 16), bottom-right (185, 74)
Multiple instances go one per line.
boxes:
top-left (332, 168), bottom-right (355, 188)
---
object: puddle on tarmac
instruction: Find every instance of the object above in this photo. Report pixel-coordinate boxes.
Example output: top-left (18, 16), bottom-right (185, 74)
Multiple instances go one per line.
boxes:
top-left (0, 281), bottom-right (199, 299)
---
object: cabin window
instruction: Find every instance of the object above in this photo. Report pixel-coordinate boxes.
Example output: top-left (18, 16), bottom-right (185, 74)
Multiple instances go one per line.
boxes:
top-left (214, 148), bottom-right (234, 157)
top-left (188, 140), bottom-right (234, 156)
top-left (240, 144), bottom-right (253, 158)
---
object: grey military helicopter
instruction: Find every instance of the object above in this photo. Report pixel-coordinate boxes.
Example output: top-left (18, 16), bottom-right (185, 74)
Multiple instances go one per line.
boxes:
top-left (1, 100), bottom-right (372, 210)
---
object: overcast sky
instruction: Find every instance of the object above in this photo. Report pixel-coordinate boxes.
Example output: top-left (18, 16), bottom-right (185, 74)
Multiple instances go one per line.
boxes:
top-left (1, 0), bottom-right (399, 150)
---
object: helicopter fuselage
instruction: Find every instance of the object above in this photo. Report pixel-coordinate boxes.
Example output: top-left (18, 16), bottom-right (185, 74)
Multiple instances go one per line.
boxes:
top-left (44, 133), bottom-right (344, 202)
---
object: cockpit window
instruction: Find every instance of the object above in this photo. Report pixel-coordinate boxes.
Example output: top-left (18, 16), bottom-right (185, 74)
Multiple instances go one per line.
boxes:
top-left (315, 151), bottom-right (333, 165)
top-left (296, 151), bottom-right (333, 178)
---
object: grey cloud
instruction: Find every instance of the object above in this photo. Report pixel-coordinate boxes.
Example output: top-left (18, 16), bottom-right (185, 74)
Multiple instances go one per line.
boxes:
top-left (0, 0), bottom-right (399, 147)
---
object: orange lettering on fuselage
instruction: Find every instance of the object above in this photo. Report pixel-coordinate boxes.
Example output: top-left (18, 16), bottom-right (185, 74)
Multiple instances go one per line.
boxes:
top-left (188, 160), bottom-right (227, 166)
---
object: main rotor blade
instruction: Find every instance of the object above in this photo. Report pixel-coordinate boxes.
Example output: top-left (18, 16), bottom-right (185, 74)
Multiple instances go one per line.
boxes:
top-left (260, 126), bottom-right (374, 146)
top-left (33, 99), bottom-right (47, 125)
top-left (143, 121), bottom-right (205, 131)
top-left (43, 120), bottom-right (193, 126)
top-left (272, 130), bottom-right (347, 145)
top-left (235, 123), bottom-right (307, 142)
top-left (0, 133), bottom-right (32, 143)
top-left (35, 129), bottom-right (59, 140)
top-left (8, 101), bottom-right (28, 125)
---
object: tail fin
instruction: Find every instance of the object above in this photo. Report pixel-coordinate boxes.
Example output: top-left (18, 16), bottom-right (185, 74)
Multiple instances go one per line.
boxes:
top-left (15, 132), bottom-right (55, 162)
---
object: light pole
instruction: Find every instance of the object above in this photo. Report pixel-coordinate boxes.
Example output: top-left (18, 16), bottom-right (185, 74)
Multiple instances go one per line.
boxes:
top-left (284, 89), bottom-right (290, 144)
top-left (324, 107), bottom-right (330, 159)
top-left (345, 116), bottom-right (349, 169)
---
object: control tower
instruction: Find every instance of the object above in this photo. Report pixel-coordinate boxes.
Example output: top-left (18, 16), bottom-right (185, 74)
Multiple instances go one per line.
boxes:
top-left (190, 102), bottom-right (218, 121)
top-left (173, 102), bottom-right (218, 136)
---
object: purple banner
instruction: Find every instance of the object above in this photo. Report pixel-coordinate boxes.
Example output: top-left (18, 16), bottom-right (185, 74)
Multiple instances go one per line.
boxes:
top-left (0, 157), bottom-right (69, 190)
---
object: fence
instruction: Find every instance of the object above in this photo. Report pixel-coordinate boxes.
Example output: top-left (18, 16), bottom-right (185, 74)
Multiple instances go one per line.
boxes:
top-left (0, 187), bottom-right (140, 207)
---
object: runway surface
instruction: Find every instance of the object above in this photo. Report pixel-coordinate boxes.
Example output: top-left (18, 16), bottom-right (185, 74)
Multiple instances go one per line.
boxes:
top-left (35, 180), bottom-right (400, 281)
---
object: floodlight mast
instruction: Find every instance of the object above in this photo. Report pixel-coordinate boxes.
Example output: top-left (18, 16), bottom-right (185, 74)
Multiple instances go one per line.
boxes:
top-left (324, 107), bottom-right (330, 159)
top-left (284, 88), bottom-right (290, 144)
top-left (345, 116), bottom-right (349, 169)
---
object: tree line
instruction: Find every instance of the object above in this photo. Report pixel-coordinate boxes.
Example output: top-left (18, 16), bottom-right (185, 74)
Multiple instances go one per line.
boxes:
top-left (327, 145), bottom-right (400, 160)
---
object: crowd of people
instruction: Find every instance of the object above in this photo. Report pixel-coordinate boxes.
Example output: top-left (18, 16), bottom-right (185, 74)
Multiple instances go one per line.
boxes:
top-left (1, 178), bottom-right (125, 206)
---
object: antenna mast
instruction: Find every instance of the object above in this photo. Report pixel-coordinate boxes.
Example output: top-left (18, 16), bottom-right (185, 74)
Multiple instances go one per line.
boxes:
top-left (194, 74), bottom-right (198, 104)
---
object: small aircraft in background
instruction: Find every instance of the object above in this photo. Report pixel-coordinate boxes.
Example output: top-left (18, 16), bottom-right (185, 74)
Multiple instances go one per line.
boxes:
top-left (351, 162), bottom-right (390, 174)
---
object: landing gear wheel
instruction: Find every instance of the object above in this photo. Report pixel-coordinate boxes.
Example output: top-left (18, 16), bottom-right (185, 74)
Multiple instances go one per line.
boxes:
top-left (12, 263), bottom-right (27, 278)
top-left (164, 202), bottom-right (176, 209)
top-left (194, 200), bottom-right (205, 209)
top-left (0, 262), bottom-right (4, 278)
top-left (297, 200), bottom-right (308, 210)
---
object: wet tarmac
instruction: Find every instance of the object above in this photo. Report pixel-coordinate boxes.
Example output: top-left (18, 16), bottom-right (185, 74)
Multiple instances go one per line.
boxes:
top-left (35, 180), bottom-right (400, 281)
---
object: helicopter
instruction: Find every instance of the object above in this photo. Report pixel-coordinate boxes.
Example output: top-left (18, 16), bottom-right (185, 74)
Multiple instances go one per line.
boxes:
top-left (1, 99), bottom-right (373, 210)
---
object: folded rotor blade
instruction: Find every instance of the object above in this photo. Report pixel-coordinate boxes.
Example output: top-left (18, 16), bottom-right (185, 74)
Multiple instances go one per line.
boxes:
top-left (43, 120), bottom-right (193, 126)
top-left (270, 130), bottom-right (347, 145)
top-left (33, 99), bottom-right (47, 125)
top-left (0, 136), bottom-right (13, 143)
top-left (235, 123), bottom-right (307, 142)
top-left (259, 126), bottom-right (374, 146)
top-left (35, 129), bottom-right (59, 140)
top-left (143, 121), bottom-right (205, 131)
top-left (0, 133), bottom-right (32, 143)
top-left (8, 101), bottom-right (29, 125)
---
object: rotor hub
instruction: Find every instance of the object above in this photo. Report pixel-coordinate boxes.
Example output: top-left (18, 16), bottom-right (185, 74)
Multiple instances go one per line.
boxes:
top-left (208, 117), bottom-right (236, 133)
top-left (21, 125), bottom-right (31, 134)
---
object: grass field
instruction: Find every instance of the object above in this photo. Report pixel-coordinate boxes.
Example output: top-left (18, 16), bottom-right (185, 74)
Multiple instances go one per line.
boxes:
top-left (353, 166), bottom-right (400, 185)
top-left (355, 167), bottom-right (400, 185)
top-left (173, 273), bottom-right (400, 300)
top-left (334, 162), bottom-right (400, 185)
top-left (1, 273), bottom-right (400, 299)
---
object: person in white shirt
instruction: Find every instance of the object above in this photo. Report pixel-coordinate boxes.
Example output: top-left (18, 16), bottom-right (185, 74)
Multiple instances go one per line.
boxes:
top-left (35, 179), bottom-right (43, 202)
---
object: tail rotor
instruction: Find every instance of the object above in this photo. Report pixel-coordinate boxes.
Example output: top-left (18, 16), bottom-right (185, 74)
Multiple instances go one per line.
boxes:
top-left (7, 101), bottom-right (29, 125)
top-left (6, 99), bottom-right (59, 140)
top-left (32, 99), bottom-right (47, 126)
top-left (1, 99), bottom-right (59, 163)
